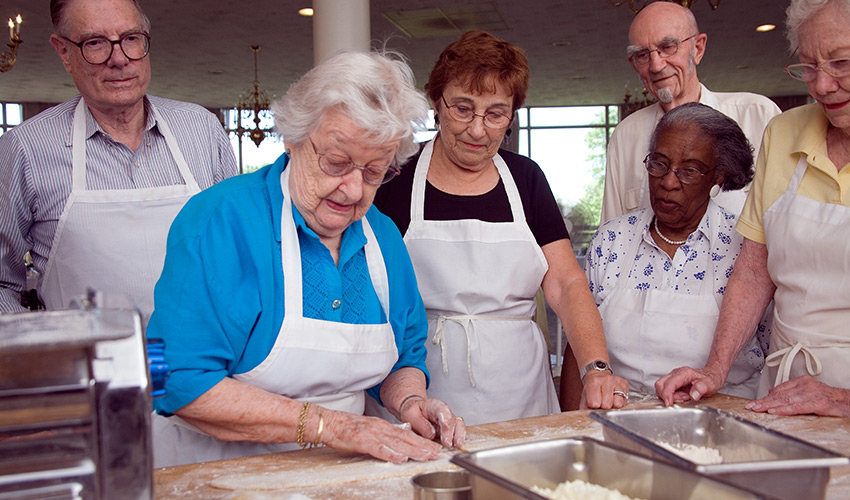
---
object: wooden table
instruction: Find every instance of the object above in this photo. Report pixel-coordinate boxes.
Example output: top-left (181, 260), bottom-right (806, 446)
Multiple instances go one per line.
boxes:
top-left (154, 394), bottom-right (850, 499)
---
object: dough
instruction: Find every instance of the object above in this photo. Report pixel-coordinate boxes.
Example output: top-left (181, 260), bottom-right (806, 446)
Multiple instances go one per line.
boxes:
top-left (656, 441), bottom-right (723, 464)
top-left (531, 480), bottom-right (643, 500)
top-left (210, 451), bottom-right (457, 491)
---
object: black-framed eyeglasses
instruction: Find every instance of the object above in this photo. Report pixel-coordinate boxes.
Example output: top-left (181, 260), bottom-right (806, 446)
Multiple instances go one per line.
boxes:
top-left (310, 138), bottom-right (399, 186)
top-left (62, 32), bottom-right (150, 65)
top-left (784, 49), bottom-right (850, 82)
top-left (644, 153), bottom-right (715, 185)
top-left (629, 34), bottom-right (699, 66)
top-left (440, 95), bottom-right (511, 129)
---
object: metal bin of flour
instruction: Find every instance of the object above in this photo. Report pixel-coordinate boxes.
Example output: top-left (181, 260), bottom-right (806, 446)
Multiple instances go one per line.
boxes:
top-left (450, 436), bottom-right (770, 500)
top-left (591, 407), bottom-right (849, 500)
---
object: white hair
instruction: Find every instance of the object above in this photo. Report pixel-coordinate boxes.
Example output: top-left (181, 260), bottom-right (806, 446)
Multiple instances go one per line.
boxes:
top-left (786, 0), bottom-right (850, 52)
top-left (272, 50), bottom-right (428, 166)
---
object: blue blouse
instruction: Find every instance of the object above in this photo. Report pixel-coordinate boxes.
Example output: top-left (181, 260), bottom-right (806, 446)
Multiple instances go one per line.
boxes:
top-left (150, 153), bottom-right (429, 414)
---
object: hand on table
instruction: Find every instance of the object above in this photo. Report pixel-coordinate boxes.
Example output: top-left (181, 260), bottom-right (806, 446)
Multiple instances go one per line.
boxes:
top-left (399, 396), bottom-right (466, 450)
top-left (655, 365), bottom-right (725, 406)
top-left (321, 410), bottom-right (442, 464)
top-left (580, 371), bottom-right (630, 410)
top-left (745, 375), bottom-right (850, 417)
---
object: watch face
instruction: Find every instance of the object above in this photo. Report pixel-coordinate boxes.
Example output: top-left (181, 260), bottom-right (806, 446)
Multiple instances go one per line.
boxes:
top-left (595, 360), bottom-right (608, 369)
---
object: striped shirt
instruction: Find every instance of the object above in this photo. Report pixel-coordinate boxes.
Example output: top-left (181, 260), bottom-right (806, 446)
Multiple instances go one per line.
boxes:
top-left (0, 94), bottom-right (238, 312)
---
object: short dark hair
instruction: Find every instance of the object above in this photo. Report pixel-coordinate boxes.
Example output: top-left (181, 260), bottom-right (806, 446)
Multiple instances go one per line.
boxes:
top-left (425, 31), bottom-right (529, 114)
top-left (50, 0), bottom-right (151, 35)
top-left (649, 102), bottom-right (754, 191)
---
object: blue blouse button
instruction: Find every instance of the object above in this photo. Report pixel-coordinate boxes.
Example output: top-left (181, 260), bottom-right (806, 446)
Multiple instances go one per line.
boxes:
top-left (332, 299), bottom-right (341, 310)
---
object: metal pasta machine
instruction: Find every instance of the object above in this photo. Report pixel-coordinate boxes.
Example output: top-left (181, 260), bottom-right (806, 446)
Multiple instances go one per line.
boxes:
top-left (0, 291), bottom-right (166, 499)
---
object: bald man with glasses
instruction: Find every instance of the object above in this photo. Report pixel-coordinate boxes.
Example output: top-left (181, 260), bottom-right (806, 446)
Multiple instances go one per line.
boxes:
top-left (600, 1), bottom-right (781, 224)
top-left (0, 0), bottom-right (237, 322)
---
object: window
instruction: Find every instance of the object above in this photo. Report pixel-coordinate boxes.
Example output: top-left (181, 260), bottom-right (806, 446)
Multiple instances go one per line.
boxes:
top-left (221, 104), bottom-right (620, 259)
top-left (516, 105), bottom-right (619, 260)
top-left (221, 108), bottom-right (285, 174)
top-left (0, 102), bottom-right (23, 137)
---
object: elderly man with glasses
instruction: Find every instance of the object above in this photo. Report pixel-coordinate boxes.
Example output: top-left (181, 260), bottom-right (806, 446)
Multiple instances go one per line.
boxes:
top-left (0, 0), bottom-right (237, 322)
top-left (599, 1), bottom-right (781, 224)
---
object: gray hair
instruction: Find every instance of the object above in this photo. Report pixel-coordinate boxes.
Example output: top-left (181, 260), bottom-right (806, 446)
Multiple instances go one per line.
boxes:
top-left (272, 50), bottom-right (428, 166)
top-left (649, 102), bottom-right (754, 191)
top-left (786, 0), bottom-right (850, 52)
top-left (50, 0), bottom-right (152, 35)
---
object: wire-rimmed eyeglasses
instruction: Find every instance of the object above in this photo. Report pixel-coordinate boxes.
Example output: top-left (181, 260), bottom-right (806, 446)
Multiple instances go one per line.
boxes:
top-left (62, 32), bottom-right (150, 65)
top-left (784, 58), bottom-right (850, 82)
top-left (629, 34), bottom-right (699, 66)
top-left (310, 138), bottom-right (399, 186)
top-left (440, 95), bottom-right (511, 129)
top-left (644, 153), bottom-right (715, 185)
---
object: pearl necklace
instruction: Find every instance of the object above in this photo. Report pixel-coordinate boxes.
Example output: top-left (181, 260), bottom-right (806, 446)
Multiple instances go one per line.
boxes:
top-left (653, 217), bottom-right (688, 245)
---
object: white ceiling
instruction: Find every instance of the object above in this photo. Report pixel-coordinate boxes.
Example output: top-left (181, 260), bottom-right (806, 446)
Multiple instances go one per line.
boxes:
top-left (0, 0), bottom-right (809, 110)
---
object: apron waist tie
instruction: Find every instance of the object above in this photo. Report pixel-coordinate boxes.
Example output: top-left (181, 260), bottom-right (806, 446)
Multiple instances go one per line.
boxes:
top-left (765, 342), bottom-right (822, 387)
top-left (431, 314), bottom-right (532, 387)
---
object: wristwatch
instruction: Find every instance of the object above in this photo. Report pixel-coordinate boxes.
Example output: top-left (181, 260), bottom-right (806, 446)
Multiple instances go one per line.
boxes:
top-left (579, 360), bottom-right (613, 379)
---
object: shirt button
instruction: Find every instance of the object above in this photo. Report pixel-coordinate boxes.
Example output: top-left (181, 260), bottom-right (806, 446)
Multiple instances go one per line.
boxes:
top-left (332, 299), bottom-right (341, 310)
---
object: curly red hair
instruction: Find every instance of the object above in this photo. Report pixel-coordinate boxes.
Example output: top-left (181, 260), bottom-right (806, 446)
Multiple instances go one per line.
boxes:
top-left (425, 31), bottom-right (529, 113)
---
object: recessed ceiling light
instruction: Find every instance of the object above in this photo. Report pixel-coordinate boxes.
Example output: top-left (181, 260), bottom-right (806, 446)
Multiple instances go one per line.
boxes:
top-left (551, 40), bottom-right (572, 47)
top-left (756, 24), bottom-right (775, 32)
top-left (299, 8), bottom-right (314, 17)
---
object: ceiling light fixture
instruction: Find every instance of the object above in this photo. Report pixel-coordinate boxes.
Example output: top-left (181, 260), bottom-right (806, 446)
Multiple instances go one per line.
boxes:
top-left (298, 8), bottom-right (314, 17)
top-left (605, 0), bottom-right (720, 14)
top-left (756, 24), bottom-right (775, 32)
top-left (236, 45), bottom-right (274, 147)
top-left (0, 14), bottom-right (23, 73)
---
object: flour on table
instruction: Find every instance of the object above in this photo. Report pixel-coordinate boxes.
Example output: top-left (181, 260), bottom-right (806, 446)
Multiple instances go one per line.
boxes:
top-left (531, 479), bottom-right (644, 500)
top-left (656, 441), bottom-right (723, 464)
top-left (210, 450), bottom-right (457, 491)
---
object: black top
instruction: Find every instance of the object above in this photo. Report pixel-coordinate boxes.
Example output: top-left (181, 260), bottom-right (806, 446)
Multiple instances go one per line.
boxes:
top-left (373, 145), bottom-right (569, 247)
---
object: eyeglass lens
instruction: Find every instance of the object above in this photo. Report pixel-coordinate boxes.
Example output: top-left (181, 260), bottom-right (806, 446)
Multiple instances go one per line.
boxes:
top-left (631, 35), bottom-right (696, 65)
top-left (311, 140), bottom-right (397, 185)
top-left (644, 155), bottom-right (708, 184)
top-left (441, 96), bottom-right (510, 128)
top-left (785, 59), bottom-right (850, 82)
top-left (78, 33), bottom-right (149, 64)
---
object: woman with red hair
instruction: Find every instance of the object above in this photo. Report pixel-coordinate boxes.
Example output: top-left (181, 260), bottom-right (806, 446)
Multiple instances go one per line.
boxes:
top-left (373, 31), bottom-right (627, 425)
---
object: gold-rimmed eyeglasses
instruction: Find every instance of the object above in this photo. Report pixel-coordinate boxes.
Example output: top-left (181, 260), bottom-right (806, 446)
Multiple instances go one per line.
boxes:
top-left (310, 138), bottom-right (399, 186)
top-left (440, 95), bottom-right (511, 129)
top-left (784, 58), bottom-right (850, 82)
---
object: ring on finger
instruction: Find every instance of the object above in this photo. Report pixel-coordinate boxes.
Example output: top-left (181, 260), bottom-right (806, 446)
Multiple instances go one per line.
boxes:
top-left (613, 390), bottom-right (629, 399)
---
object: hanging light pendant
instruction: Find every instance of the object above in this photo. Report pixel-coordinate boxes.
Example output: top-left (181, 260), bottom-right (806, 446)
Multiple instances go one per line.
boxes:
top-left (236, 45), bottom-right (273, 147)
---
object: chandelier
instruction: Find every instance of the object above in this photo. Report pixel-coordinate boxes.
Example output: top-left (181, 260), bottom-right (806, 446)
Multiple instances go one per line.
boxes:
top-left (0, 14), bottom-right (22, 73)
top-left (236, 45), bottom-right (274, 147)
top-left (605, 0), bottom-right (720, 14)
top-left (622, 85), bottom-right (655, 117)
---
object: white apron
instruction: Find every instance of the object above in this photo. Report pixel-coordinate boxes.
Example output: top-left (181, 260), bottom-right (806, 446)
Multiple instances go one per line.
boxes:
top-left (401, 140), bottom-right (559, 426)
top-left (637, 101), bottom-right (747, 217)
top-left (601, 209), bottom-right (760, 398)
top-left (761, 156), bottom-right (850, 393)
top-left (153, 166), bottom-right (399, 467)
top-left (40, 98), bottom-right (200, 326)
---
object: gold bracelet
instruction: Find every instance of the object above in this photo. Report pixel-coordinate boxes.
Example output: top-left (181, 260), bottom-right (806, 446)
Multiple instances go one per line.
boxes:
top-left (312, 407), bottom-right (324, 448)
top-left (296, 401), bottom-right (311, 449)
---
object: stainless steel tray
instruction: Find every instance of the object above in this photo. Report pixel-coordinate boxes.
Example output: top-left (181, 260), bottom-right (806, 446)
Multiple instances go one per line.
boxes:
top-left (450, 436), bottom-right (770, 500)
top-left (591, 407), bottom-right (849, 500)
